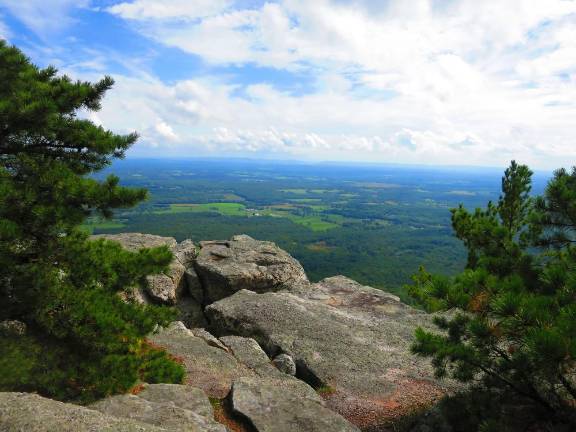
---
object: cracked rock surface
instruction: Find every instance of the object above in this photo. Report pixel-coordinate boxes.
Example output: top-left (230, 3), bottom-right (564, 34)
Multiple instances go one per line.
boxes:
top-left (231, 376), bottom-right (360, 432)
top-left (90, 391), bottom-right (225, 432)
top-left (206, 276), bottom-right (452, 430)
top-left (194, 235), bottom-right (308, 304)
top-left (0, 392), bottom-right (168, 432)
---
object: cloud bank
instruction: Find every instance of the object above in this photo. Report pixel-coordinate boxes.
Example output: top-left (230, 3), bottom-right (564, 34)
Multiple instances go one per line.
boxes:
top-left (3, 0), bottom-right (576, 168)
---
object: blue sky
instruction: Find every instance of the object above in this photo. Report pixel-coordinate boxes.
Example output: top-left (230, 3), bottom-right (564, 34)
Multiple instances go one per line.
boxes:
top-left (1, 0), bottom-right (575, 168)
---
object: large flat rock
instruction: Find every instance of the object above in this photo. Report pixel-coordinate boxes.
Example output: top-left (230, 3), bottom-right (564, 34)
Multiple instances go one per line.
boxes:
top-left (206, 276), bottom-right (451, 430)
top-left (0, 392), bottom-right (167, 432)
top-left (231, 376), bottom-right (359, 432)
top-left (90, 394), bottom-right (225, 432)
top-left (194, 235), bottom-right (308, 304)
top-left (137, 384), bottom-right (214, 419)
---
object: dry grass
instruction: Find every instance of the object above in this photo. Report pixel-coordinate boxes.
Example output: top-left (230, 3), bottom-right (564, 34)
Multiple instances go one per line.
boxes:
top-left (210, 397), bottom-right (255, 432)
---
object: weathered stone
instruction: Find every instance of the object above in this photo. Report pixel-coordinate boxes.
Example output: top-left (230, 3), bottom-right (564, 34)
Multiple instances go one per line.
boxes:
top-left (0, 320), bottom-right (26, 336)
top-left (185, 267), bottom-right (204, 304)
top-left (175, 297), bottom-right (207, 328)
top-left (191, 328), bottom-right (228, 351)
top-left (173, 239), bottom-right (198, 268)
top-left (92, 233), bottom-right (190, 305)
top-left (231, 376), bottom-right (359, 432)
top-left (206, 276), bottom-right (453, 430)
top-left (0, 392), bottom-right (166, 432)
top-left (119, 284), bottom-right (151, 305)
top-left (148, 322), bottom-right (254, 398)
top-left (219, 336), bottom-right (278, 377)
top-left (146, 272), bottom-right (182, 305)
top-left (194, 235), bottom-right (308, 304)
top-left (90, 394), bottom-right (225, 432)
top-left (272, 353), bottom-right (297, 376)
top-left (92, 233), bottom-right (177, 251)
top-left (137, 384), bottom-right (213, 419)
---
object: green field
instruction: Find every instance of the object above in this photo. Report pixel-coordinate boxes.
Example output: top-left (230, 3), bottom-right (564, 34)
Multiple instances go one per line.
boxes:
top-left (154, 203), bottom-right (248, 216)
top-left (81, 220), bottom-right (126, 234)
top-left (150, 202), bottom-right (342, 232)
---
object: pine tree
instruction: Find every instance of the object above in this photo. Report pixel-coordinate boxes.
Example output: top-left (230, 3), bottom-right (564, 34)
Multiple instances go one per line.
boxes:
top-left (0, 41), bottom-right (184, 402)
top-left (407, 161), bottom-right (576, 431)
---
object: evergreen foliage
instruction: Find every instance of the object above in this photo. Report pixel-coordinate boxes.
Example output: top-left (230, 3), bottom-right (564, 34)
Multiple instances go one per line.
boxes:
top-left (407, 161), bottom-right (576, 430)
top-left (0, 41), bottom-right (184, 402)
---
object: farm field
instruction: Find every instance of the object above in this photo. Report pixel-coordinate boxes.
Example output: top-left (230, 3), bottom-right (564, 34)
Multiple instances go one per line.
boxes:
top-left (92, 158), bottom-right (550, 301)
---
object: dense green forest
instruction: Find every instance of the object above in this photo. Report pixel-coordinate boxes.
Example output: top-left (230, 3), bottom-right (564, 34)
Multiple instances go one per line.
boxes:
top-left (89, 159), bottom-right (549, 301)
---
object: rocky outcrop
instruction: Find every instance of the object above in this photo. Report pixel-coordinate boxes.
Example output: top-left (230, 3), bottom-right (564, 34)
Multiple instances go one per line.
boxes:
top-left (147, 322), bottom-right (361, 431)
top-left (32, 233), bottom-right (451, 432)
top-left (148, 321), bottom-right (255, 398)
top-left (0, 392), bottom-right (167, 431)
top-left (206, 276), bottom-right (451, 430)
top-left (92, 233), bottom-right (204, 329)
top-left (92, 233), bottom-right (197, 306)
top-left (194, 235), bottom-right (308, 304)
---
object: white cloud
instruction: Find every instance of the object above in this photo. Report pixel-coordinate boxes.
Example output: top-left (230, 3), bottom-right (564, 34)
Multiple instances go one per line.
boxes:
top-left (107, 0), bottom-right (231, 21)
top-left (0, 0), bottom-right (89, 36)
top-left (86, 0), bottom-right (576, 168)
top-left (0, 15), bottom-right (10, 40)
top-left (152, 120), bottom-right (180, 143)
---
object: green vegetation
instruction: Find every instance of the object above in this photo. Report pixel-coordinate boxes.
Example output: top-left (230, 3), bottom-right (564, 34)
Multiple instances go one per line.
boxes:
top-left (0, 42), bottom-right (184, 402)
top-left (154, 202), bottom-right (247, 216)
top-left (152, 202), bottom-right (341, 232)
top-left (407, 161), bottom-right (576, 430)
top-left (81, 218), bottom-right (127, 234)
top-left (91, 158), bottom-right (543, 301)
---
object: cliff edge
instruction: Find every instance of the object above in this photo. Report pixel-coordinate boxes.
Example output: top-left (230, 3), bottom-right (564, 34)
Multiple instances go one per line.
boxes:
top-left (0, 233), bottom-right (454, 432)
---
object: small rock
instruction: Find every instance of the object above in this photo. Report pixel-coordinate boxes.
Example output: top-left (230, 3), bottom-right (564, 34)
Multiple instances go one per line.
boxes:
top-left (191, 328), bottom-right (229, 351)
top-left (272, 353), bottom-right (296, 376)
top-left (146, 273), bottom-right (180, 305)
top-left (219, 336), bottom-right (277, 376)
top-left (0, 320), bottom-right (26, 336)
top-left (119, 284), bottom-right (151, 305)
top-left (92, 233), bottom-right (188, 305)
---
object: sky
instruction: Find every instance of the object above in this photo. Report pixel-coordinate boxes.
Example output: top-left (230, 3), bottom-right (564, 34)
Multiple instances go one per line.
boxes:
top-left (0, 0), bottom-right (575, 169)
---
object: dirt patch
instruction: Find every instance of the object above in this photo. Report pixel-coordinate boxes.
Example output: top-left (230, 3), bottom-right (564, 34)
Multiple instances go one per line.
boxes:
top-left (211, 396), bottom-right (257, 432)
top-left (322, 378), bottom-right (445, 431)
